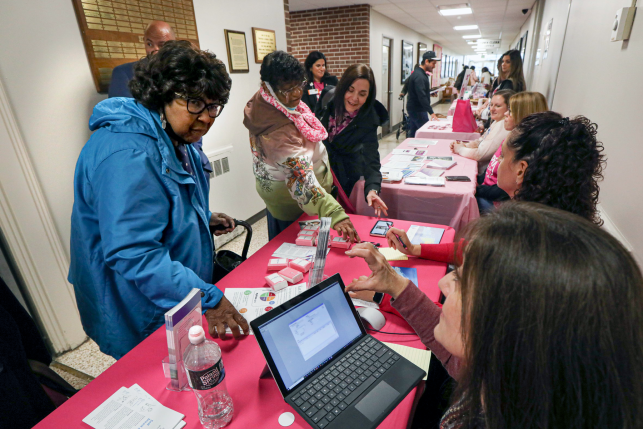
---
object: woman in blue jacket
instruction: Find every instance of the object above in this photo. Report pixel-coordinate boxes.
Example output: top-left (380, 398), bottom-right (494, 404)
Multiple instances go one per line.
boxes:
top-left (69, 41), bottom-right (248, 359)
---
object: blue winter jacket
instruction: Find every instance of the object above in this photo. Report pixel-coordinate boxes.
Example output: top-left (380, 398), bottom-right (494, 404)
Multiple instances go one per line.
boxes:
top-left (69, 98), bottom-right (223, 359)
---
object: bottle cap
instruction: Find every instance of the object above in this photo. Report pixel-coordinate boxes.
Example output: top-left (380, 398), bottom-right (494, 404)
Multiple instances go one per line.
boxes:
top-left (188, 325), bottom-right (205, 344)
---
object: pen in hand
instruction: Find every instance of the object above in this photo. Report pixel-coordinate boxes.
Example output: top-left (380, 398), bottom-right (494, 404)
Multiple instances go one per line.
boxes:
top-left (393, 232), bottom-right (408, 249)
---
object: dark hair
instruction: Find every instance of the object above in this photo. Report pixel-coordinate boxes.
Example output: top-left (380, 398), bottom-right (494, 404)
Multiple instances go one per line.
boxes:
top-left (333, 64), bottom-right (376, 120)
top-left (130, 40), bottom-right (231, 111)
top-left (463, 65), bottom-right (469, 70)
top-left (507, 111), bottom-right (605, 224)
top-left (304, 51), bottom-right (329, 83)
top-left (491, 89), bottom-right (514, 108)
top-left (260, 50), bottom-right (305, 89)
top-left (470, 65), bottom-right (475, 70)
top-left (501, 49), bottom-right (526, 92)
top-left (481, 67), bottom-right (489, 73)
top-left (456, 201), bottom-right (643, 429)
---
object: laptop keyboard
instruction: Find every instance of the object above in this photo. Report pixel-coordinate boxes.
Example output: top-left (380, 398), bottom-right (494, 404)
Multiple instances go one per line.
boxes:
top-left (289, 336), bottom-right (401, 428)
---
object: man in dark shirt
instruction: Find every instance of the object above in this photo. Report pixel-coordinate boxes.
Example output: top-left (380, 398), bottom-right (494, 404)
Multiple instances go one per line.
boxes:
top-left (406, 51), bottom-right (441, 138)
top-left (108, 21), bottom-right (212, 179)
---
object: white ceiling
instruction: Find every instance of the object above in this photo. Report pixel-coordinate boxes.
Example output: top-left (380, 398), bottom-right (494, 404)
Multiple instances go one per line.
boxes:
top-left (289, 0), bottom-right (536, 56)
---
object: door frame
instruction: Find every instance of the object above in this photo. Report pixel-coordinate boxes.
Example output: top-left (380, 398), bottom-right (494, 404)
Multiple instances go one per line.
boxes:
top-left (381, 36), bottom-right (393, 135)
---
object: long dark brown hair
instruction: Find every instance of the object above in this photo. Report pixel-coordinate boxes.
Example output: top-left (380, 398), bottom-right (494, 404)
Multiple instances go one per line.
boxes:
top-left (454, 202), bottom-right (643, 428)
top-left (501, 49), bottom-right (526, 92)
top-left (333, 64), bottom-right (376, 120)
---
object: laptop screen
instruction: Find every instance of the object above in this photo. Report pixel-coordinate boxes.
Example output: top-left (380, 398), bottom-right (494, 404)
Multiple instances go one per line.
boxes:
top-left (256, 281), bottom-right (363, 391)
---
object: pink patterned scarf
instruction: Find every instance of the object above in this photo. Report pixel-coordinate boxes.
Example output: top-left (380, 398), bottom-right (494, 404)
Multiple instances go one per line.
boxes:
top-left (260, 84), bottom-right (328, 142)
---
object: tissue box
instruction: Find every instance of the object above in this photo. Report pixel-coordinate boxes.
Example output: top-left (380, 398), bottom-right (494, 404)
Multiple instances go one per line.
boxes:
top-left (303, 224), bottom-right (319, 233)
top-left (265, 273), bottom-right (288, 291)
top-left (289, 258), bottom-right (312, 273)
top-left (330, 236), bottom-right (352, 249)
top-left (278, 267), bottom-right (304, 284)
top-left (297, 229), bottom-right (317, 238)
top-left (296, 236), bottom-right (316, 246)
top-left (268, 258), bottom-right (289, 271)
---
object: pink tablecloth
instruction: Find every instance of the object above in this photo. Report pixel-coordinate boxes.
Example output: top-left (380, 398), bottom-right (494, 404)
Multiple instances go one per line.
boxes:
top-left (351, 138), bottom-right (479, 231)
top-left (35, 214), bottom-right (454, 429)
top-left (415, 121), bottom-right (480, 141)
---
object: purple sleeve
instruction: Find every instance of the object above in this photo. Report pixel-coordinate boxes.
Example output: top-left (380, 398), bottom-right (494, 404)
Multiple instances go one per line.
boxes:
top-left (391, 281), bottom-right (461, 379)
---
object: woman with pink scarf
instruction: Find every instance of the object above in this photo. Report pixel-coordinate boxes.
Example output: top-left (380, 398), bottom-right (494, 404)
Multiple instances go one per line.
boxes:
top-left (244, 51), bottom-right (359, 241)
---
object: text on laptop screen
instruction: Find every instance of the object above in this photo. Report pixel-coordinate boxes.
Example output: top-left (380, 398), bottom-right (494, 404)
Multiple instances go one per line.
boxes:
top-left (257, 282), bottom-right (362, 391)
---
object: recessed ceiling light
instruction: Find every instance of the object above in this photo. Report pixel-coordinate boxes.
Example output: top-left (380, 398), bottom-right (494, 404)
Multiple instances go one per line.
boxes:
top-left (462, 34), bottom-right (481, 39)
top-left (438, 3), bottom-right (473, 16)
top-left (454, 25), bottom-right (478, 31)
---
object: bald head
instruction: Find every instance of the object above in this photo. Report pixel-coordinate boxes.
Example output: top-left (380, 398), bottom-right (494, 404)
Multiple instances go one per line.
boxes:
top-left (144, 21), bottom-right (175, 55)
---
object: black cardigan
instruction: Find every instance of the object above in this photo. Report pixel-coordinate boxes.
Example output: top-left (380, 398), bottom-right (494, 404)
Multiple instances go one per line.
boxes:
top-left (316, 88), bottom-right (390, 201)
top-left (300, 75), bottom-right (338, 113)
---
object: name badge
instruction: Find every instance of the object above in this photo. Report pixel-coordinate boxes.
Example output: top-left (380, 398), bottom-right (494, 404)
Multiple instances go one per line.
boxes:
top-left (308, 89), bottom-right (319, 95)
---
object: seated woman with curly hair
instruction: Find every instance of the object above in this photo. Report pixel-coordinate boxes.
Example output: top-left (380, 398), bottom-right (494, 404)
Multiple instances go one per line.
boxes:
top-left (376, 112), bottom-right (605, 266)
top-left (244, 50), bottom-right (359, 241)
top-left (69, 41), bottom-right (248, 360)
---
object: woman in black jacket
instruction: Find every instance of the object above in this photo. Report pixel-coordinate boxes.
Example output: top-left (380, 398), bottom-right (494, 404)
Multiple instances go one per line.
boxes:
top-left (300, 51), bottom-right (338, 112)
top-left (316, 64), bottom-right (389, 216)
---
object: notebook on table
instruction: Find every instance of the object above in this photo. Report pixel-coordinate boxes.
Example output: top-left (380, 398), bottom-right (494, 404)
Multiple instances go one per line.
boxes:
top-left (251, 274), bottom-right (425, 429)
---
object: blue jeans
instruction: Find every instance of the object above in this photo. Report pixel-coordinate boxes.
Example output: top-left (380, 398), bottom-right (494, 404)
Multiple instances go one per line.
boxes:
top-left (407, 111), bottom-right (429, 138)
top-left (476, 196), bottom-right (496, 215)
top-left (266, 209), bottom-right (295, 240)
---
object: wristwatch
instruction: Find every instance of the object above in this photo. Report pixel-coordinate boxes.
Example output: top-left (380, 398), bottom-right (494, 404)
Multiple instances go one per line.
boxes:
top-left (373, 292), bottom-right (384, 304)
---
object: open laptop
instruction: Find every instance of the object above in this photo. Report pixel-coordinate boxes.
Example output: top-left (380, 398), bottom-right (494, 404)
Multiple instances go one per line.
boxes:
top-left (251, 274), bottom-right (425, 429)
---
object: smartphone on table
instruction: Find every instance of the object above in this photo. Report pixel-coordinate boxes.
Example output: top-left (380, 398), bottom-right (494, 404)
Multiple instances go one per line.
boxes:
top-left (370, 220), bottom-right (393, 237)
top-left (445, 176), bottom-right (472, 182)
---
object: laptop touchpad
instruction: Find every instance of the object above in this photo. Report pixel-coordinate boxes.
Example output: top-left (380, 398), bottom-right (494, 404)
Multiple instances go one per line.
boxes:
top-left (354, 381), bottom-right (400, 421)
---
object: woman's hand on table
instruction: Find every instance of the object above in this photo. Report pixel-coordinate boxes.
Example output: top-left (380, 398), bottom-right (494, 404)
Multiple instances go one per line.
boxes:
top-left (367, 190), bottom-right (388, 218)
top-left (334, 218), bottom-right (360, 243)
top-left (344, 244), bottom-right (409, 299)
top-left (385, 227), bottom-right (421, 257)
top-left (205, 296), bottom-right (249, 339)
top-left (451, 142), bottom-right (465, 155)
top-left (210, 212), bottom-right (235, 236)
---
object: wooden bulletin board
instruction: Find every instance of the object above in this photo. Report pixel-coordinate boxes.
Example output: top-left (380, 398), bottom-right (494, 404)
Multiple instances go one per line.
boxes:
top-left (71, 0), bottom-right (200, 93)
top-left (432, 44), bottom-right (442, 89)
top-left (251, 27), bottom-right (276, 64)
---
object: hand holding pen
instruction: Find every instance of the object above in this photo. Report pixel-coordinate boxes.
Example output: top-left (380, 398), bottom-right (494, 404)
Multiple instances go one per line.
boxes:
top-left (385, 227), bottom-right (422, 257)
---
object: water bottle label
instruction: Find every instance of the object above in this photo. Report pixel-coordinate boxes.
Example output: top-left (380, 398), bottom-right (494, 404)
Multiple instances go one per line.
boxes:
top-left (187, 358), bottom-right (226, 390)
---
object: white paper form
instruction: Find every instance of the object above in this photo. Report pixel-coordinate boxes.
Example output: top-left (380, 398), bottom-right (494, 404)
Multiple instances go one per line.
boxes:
top-left (383, 161), bottom-right (423, 170)
top-left (272, 243), bottom-right (318, 259)
top-left (409, 139), bottom-right (438, 147)
top-left (83, 386), bottom-right (184, 429)
top-left (224, 284), bottom-right (308, 334)
top-left (406, 225), bottom-right (445, 245)
top-left (388, 154), bottom-right (416, 162)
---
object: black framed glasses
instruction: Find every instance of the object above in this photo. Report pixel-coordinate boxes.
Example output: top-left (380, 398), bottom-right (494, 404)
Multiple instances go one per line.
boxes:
top-left (277, 81), bottom-right (307, 98)
top-left (175, 93), bottom-right (224, 118)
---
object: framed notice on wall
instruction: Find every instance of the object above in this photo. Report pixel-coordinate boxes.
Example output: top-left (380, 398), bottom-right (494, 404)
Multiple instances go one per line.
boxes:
top-left (401, 40), bottom-right (413, 84)
top-left (252, 27), bottom-right (276, 64)
top-left (224, 30), bottom-right (249, 73)
top-left (432, 44), bottom-right (442, 89)
top-left (71, 0), bottom-right (200, 93)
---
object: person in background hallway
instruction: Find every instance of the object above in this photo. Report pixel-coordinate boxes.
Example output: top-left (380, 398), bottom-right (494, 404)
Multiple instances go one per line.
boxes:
top-left (243, 51), bottom-right (359, 241)
top-left (406, 51), bottom-right (441, 138)
top-left (480, 66), bottom-right (492, 90)
top-left (316, 64), bottom-right (389, 216)
top-left (468, 65), bottom-right (478, 85)
top-left (70, 41), bottom-right (248, 360)
top-left (108, 20), bottom-right (212, 179)
top-left (300, 51), bottom-right (338, 112)
top-left (345, 202), bottom-right (643, 429)
top-left (453, 65), bottom-right (468, 92)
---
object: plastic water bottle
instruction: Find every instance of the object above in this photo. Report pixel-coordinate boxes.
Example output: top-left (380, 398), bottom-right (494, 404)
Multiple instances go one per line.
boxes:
top-left (183, 325), bottom-right (234, 428)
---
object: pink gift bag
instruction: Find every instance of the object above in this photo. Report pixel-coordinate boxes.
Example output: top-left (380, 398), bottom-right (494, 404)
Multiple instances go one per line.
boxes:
top-left (452, 99), bottom-right (477, 133)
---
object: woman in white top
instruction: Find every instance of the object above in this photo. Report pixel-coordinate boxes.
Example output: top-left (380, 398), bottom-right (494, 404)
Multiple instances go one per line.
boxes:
top-left (450, 89), bottom-right (514, 174)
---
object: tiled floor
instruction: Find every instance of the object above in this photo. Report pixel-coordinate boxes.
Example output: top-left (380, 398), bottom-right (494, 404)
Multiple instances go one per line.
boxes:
top-left (52, 100), bottom-right (453, 389)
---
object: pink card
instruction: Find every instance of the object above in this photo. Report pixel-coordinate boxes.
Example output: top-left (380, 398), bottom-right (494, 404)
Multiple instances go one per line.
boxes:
top-left (278, 267), bottom-right (304, 284)
top-left (296, 236), bottom-right (315, 247)
top-left (289, 258), bottom-right (312, 273)
top-left (265, 273), bottom-right (288, 291)
top-left (329, 236), bottom-right (351, 249)
top-left (297, 230), bottom-right (316, 238)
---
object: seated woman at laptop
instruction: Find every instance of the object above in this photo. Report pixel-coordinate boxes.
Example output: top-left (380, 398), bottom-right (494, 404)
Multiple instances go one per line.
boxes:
top-left (384, 112), bottom-right (605, 263)
top-left (345, 202), bottom-right (643, 428)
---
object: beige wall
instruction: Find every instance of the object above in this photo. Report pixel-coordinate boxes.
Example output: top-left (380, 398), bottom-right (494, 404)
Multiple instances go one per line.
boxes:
top-left (552, 0), bottom-right (640, 263)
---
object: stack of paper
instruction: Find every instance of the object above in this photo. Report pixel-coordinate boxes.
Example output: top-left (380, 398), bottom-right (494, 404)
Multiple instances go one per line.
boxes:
top-left (382, 170), bottom-right (404, 182)
top-left (426, 159), bottom-right (457, 170)
top-left (404, 176), bottom-right (446, 186)
top-left (409, 139), bottom-right (438, 147)
top-left (165, 289), bottom-right (202, 391)
top-left (407, 225), bottom-right (445, 245)
top-left (272, 243), bottom-right (318, 259)
top-left (378, 247), bottom-right (408, 261)
top-left (83, 384), bottom-right (186, 429)
top-left (309, 217), bottom-right (332, 287)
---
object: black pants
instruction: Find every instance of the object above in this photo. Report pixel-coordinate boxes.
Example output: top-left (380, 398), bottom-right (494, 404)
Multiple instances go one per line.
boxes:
top-left (410, 354), bottom-right (455, 429)
top-left (0, 276), bottom-right (55, 428)
top-left (407, 111), bottom-right (429, 138)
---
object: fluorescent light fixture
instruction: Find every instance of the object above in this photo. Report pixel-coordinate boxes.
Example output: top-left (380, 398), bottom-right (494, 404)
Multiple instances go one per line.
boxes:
top-left (462, 34), bottom-right (481, 39)
top-left (438, 3), bottom-right (472, 16)
top-left (467, 41), bottom-right (475, 44)
top-left (454, 25), bottom-right (478, 31)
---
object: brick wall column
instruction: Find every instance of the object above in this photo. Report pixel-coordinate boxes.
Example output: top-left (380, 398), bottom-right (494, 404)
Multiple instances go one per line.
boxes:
top-left (284, 0), bottom-right (292, 54)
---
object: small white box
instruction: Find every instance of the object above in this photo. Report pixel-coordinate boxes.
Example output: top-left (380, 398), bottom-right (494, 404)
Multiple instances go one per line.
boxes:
top-left (265, 273), bottom-right (288, 291)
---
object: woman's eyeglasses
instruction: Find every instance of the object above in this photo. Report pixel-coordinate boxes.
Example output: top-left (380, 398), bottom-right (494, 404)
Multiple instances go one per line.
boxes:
top-left (175, 93), bottom-right (224, 118)
top-left (277, 81), bottom-right (307, 98)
